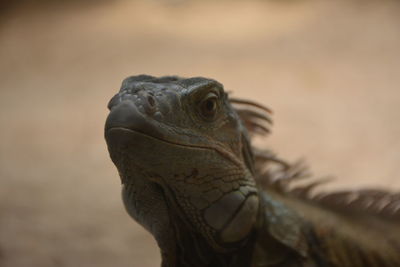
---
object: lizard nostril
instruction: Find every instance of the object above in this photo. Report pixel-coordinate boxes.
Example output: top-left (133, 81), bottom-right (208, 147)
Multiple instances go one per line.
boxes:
top-left (147, 95), bottom-right (155, 108)
top-left (143, 94), bottom-right (157, 115)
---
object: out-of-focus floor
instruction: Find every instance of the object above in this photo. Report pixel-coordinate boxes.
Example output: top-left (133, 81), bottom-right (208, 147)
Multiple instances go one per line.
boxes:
top-left (0, 0), bottom-right (399, 266)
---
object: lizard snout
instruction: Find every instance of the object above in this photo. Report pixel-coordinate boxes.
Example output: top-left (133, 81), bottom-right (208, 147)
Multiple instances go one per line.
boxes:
top-left (104, 97), bottom-right (164, 140)
top-left (107, 90), bottom-right (158, 116)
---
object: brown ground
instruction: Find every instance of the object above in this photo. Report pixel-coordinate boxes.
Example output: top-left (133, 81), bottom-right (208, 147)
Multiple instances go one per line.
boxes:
top-left (0, 0), bottom-right (399, 266)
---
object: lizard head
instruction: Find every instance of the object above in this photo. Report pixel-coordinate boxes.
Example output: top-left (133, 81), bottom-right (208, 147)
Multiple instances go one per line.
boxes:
top-left (105, 75), bottom-right (261, 260)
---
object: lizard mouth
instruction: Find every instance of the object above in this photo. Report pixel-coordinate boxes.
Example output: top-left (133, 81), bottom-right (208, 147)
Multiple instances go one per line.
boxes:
top-left (104, 100), bottom-right (217, 151)
top-left (106, 127), bottom-right (210, 150)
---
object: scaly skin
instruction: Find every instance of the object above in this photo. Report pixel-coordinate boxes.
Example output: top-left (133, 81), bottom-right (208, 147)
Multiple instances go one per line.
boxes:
top-left (105, 75), bottom-right (400, 267)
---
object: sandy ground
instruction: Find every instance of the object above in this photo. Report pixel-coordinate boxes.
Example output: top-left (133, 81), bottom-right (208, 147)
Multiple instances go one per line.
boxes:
top-left (0, 0), bottom-right (399, 266)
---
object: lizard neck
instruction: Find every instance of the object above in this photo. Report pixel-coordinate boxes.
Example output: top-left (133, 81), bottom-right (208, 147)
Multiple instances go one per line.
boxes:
top-left (154, 177), bottom-right (258, 267)
top-left (164, 205), bottom-right (257, 267)
top-left (122, 171), bottom-right (260, 267)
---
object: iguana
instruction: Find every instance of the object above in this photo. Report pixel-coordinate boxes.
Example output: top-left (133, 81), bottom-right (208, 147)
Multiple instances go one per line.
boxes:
top-left (104, 75), bottom-right (400, 267)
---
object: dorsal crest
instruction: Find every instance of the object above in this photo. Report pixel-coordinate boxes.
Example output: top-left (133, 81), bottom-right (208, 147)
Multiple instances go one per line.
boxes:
top-left (230, 96), bottom-right (400, 222)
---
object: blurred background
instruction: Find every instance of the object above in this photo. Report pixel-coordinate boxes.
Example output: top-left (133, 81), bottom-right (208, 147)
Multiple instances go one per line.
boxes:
top-left (0, 0), bottom-right (399, 266)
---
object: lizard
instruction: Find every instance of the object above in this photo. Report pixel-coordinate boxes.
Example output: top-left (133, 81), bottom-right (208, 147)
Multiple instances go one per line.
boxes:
top-left (104, 75), bottom-right (400, 267)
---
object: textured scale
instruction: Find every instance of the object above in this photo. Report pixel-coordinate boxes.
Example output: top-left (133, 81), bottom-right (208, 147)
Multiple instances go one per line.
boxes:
top-left (105, 75), bottom-right (400, 267)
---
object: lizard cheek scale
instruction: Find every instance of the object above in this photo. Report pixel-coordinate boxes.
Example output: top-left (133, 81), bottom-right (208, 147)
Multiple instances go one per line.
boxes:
top-left (203, 192), bottom-right (259, 243)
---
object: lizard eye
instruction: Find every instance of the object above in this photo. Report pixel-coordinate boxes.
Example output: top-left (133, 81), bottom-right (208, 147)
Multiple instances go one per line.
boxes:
top-left (200, 92), bottom-right (219, 120)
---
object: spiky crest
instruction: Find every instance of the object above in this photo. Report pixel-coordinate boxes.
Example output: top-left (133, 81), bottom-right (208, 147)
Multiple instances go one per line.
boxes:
top-left (231, 97), bottom-right (400, 221)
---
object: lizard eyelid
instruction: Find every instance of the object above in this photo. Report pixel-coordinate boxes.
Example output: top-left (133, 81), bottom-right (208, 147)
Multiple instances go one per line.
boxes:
top-left (199, 92), bottom-right (220, 121)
